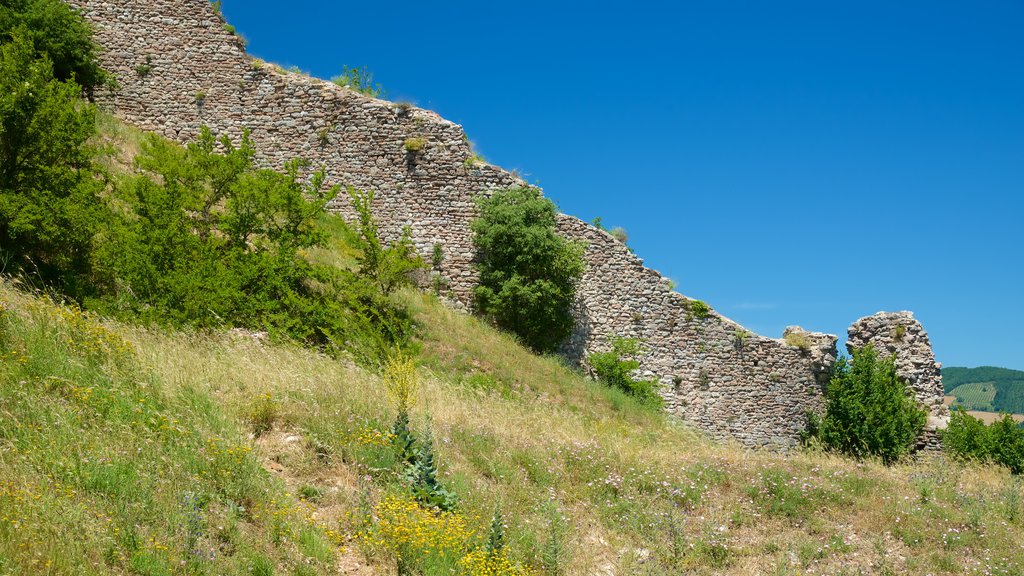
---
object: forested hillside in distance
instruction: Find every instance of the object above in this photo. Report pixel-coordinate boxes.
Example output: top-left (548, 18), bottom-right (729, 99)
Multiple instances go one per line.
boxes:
top-left (943, 366), bottom-right (1024, 414)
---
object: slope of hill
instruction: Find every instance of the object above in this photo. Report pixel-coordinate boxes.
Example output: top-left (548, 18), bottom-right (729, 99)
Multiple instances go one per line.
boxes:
top-left (943, 367), bottom-right (1024, 414)
top-left (4, 143), bottom-right (1024, 576)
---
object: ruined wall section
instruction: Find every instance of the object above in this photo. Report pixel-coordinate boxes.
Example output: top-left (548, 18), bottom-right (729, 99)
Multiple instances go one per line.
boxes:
top-left (72, 0), bottom-right (839, 448)
top-left (559, 217), bottom-right (838, 447)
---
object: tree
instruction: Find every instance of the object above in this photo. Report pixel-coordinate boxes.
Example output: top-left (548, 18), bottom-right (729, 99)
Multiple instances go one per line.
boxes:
top-left (0, 31), bottom-right (102, 297)
top-left (0, 0), bottom-right (107, 93)
top-left (817, 344), bottom-right (926, 465)
top-left (471, 187), bottom-right (585, 353)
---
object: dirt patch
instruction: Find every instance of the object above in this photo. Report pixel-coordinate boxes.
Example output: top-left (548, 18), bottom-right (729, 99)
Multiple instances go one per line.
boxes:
top-left (255, 429), bottom-right (379, 575)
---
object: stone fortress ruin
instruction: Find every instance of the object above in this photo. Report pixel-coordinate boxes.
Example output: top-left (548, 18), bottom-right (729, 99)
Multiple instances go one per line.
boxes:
top-left (67, 0), bottom-right (948, 448)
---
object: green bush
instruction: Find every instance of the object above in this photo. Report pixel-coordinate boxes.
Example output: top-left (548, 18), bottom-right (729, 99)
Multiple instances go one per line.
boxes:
top-left (0, 0), bottom-right (108, 92)
top-left (330, 65), bottom-right (383, 98)
top-left (347, 187), bottom-right (426, 296)
top-left (471, 187), bottom-right (585, 353)
top-left (815, 344), bottom-right (926, 465)
top-left (587, 337), bottom-right (662, 406)
top-left (92, 128), bottom-right (413, 365)
top-left (943, 409), bottom-right (1024, 474)
top-left (0, 32), bottom-right (103, 298)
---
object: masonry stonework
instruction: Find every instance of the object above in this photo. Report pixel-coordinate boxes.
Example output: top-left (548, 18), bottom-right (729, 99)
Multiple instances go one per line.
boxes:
top-left (68, 0), bottom-right (943, 449)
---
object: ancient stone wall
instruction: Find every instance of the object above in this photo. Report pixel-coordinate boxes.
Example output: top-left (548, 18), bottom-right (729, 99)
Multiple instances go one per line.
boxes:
top-left (70, 0), bottom-right (885, 448)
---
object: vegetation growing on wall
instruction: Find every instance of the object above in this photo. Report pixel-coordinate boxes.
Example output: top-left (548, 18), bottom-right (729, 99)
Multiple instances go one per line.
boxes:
top-left (331, 65), bottom-right (384, 98)
top-left (471, 187), bottom-right (585, 352)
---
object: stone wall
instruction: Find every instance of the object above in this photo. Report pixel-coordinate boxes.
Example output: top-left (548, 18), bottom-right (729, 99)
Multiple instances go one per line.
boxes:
top-left (69, 0), bottom-right (923, 448)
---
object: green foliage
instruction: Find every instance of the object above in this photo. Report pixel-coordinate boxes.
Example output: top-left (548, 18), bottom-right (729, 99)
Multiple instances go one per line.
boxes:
top-left (687, 299), bottom-right (711, 320)
top-left (404, 429), bottom-right (458, 512)
top-left (0, 32), bottom-right (103, 298)
top-left (347, 187), bottom-right (426, 296)
top-left (471, 187), bottom-right (585, 352)
top-left (403, 137), bottom-right (426, 153)
top-left (943, 366), bottom-right (1024, 393)
top-left (390, 408), bottom-right (418, 465)
top-left (943, 409), bottom-right (1024, 474)
top-left (98, 129), bottom-right (329, 332)
top-left (331, 65), bottom-right (383, 98)
top-left (588, 337), bottom-right (663, 406)
top-left (610, 227), bottom-right (628, 244)
top-left (942, 366), bottom-right (1024, 414)
top-left (0, 0), bottom-right (107, 92)
top-left (486, 506), bottom-right (506, 552)
top-left (814, 345), bottom-right (926, 465)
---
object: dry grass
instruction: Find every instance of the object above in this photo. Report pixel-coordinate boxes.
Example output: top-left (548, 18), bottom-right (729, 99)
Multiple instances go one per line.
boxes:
top-left (3, 271), bottom-right (1023, 574)
top-left (97, 288), bottom-right (1024, 575)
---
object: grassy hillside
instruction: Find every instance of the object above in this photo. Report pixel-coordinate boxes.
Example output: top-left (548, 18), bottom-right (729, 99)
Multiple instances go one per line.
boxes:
top-left (944, 367), bottom-right (1024, 415)
top-left (4, 280), bottom-right (1024, 575)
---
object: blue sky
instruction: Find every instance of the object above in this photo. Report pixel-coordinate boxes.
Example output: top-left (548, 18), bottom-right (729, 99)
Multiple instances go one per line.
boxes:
top-left (221, 0), bottom-right (1024, 370)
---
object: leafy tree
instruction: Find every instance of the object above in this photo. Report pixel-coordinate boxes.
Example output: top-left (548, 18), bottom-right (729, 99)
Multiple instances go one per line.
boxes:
top-left (587, 336), bottom-right (662, 406)
top-left (0, 31), bottom-right (102, 297)
top-left (942, 408), bottom-right (991, 459)
top-left (471, 187), bottom-right (585, 352)
top-left (817, 344), bottom-right (926, 465)
top-left (0, 0), bottom-right (107, 92)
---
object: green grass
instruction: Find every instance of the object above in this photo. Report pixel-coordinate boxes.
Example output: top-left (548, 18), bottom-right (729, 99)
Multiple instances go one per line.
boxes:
top-left (0, 287), bottom-right (333, 575)
top-left (2, 115), bottom-right (1024, 575)
top-left (5, 279), bottom-right (1024, 574)
top-left (950, 382), bottom-right (997, 411)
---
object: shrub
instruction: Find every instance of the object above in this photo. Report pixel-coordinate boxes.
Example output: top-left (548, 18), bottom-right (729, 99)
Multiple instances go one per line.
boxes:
top-left (815, 345), bottom-right (926, 465)
top-left (247, 392), bottom-right (278, 437)
top-left (348, 187), bottom-right (426, 296)
top-left (331, 65), bottom-right (383, 98)
top-left (588, 337), bottom-right (662, 406)
top-left (0, 32), bottom-right (103, 298)
top-left (610, 227), bottom-right (628, 244)
top-left (0, 0), bottom-right (108, 93)
top-left (944, 409), bottom-right (1024, 474)
top-left (471, 187), bottom-right (585, 352)
top-left (688, 299), bottom-right (711, 320)
top-left (403, 137), bottom-right (426, 153)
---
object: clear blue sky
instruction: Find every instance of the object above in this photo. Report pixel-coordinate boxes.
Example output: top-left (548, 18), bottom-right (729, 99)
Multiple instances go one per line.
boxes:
top-left (221, 0), bottom-right (1024, 370)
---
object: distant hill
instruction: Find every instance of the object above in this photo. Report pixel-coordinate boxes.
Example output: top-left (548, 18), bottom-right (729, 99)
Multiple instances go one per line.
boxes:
top-left (943, 366), bottom-right (1024, 414)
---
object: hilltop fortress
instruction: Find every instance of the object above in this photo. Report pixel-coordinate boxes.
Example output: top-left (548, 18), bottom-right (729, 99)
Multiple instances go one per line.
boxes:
top-left (67, 0), bottom-right (946, 448)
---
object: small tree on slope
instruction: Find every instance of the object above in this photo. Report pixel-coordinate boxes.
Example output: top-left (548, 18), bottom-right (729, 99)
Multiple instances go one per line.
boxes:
top-left (818, 344), bottom-right (926, 465)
